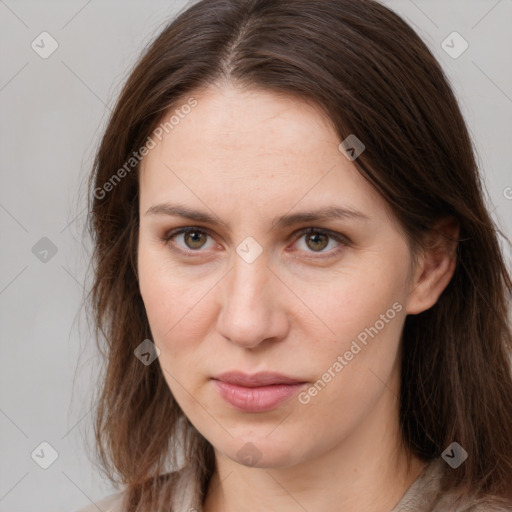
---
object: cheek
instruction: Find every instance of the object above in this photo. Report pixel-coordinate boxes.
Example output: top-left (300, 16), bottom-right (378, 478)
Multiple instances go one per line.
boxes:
top-left (138, 243), bottom-right (209, 337)
top-left (291, 260), bottom-right (407, 343)
top-left (289, 257), bottom-right (408, 408)
top-left (137, 244), bottom-right (221, 394)
top-left (138, 259), bottom-right (204, 401)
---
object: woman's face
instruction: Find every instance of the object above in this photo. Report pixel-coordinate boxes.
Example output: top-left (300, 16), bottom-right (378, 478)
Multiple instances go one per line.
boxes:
top-left (137, 83), bottom-right (418, 468)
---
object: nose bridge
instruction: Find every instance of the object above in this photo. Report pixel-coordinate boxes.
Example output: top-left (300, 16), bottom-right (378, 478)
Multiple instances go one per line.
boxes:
top-left (217, 248), bottom-right (286, 348)
top-left (229, 230), bottom-right (271, 302)
top-left (227, 251), bottom-right (272, 319)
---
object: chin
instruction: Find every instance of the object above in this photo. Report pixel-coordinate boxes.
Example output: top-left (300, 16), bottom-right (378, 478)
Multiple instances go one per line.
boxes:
top-left (214, 433), bottom-right (306, 469)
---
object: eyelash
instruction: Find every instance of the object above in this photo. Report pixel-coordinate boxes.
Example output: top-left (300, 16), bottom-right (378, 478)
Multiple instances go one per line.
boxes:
top-left (161, 226), bottom-right (350, 259)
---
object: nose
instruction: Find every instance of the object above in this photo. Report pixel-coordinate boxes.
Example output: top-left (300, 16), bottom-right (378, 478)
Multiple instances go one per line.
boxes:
top-left (216, 255), bottom-right (290, 350)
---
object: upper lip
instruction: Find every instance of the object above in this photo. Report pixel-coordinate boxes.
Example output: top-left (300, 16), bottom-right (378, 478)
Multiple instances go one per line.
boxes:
top-left (213, 371), bottom-right (306, 387)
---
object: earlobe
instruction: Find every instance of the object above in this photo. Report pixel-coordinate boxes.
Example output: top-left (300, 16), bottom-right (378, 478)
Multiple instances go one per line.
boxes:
top-left (405, 216), bottom-right (459, 315)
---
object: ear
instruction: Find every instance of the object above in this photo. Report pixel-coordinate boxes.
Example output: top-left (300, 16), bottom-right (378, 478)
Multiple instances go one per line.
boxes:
top-left (405, 216), bottom-right (459, 315)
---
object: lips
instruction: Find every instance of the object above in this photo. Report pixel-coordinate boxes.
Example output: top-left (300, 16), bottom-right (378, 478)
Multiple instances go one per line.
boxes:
top-left (211, 371), bottom-right (308, 412)
top-left (212, 371), bottom-right (306, 387)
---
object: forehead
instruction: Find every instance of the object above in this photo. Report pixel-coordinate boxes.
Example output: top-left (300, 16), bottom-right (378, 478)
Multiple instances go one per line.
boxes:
top-left (138, 83), bottom-right (390, 223)
top-left (149, 84), bottom-right (335, 164)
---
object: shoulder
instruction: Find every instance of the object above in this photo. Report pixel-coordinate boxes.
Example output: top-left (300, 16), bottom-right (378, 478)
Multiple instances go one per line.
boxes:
top-left (475, 503), bottom-right (512, 512)
top-left (71, 464), bottom-right (202, 512)
top-left (73, 490), bottom-right (126, 512)
top-left (435, 494), bottom-right (512, 512)
top-left (393, 458), bottom-right (512, 512)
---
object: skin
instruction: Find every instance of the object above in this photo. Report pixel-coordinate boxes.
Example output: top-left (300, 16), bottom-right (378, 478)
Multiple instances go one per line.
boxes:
top-left (137, 82), bottom-right (459, 512)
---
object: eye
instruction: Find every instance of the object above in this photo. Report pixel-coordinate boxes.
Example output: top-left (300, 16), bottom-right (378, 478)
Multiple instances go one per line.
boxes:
top-left (161, 226), bottom-right (350, 259)
top-left (291, 228), bottom-right (349, 257)
top-left (162, 227), bottom-right (217, 254)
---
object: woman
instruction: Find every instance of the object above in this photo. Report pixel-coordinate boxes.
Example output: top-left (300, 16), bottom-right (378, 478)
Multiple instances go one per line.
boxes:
top-left (77, 0), bottom-right (512, 510)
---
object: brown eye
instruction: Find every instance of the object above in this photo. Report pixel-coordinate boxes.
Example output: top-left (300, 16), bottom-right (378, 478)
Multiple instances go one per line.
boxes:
top-left (184, 230), bottom-right (208, 249)
top-left (163, 227), bottom-right (216, 254)
top-left (305, 232), bottom-right (329, 252)
top-left (292, 228), bottom-right (349, 258)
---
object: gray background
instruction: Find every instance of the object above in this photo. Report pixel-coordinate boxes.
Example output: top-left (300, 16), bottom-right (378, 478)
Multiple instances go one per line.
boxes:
top-left (0, 1), bottom-right (511, 511)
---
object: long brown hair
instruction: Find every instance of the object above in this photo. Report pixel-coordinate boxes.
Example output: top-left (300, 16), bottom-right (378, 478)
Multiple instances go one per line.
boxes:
top-left (84, 0), bottom-right (512, 509)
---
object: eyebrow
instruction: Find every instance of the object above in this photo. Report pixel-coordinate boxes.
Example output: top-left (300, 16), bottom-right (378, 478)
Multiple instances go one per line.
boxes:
top-left (144, 203), bottom-right (370, 232)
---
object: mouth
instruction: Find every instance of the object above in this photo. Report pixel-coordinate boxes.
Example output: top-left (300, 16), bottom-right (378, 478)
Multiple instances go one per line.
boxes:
top-left (211, 371), bottom-right (308, 412)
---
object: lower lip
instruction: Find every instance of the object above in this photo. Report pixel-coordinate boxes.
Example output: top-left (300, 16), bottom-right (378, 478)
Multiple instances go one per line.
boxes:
top-left (213, 380), bottom-right (306, 412)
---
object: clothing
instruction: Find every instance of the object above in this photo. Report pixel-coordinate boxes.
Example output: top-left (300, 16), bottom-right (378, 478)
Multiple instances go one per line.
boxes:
top-left (74, 457), bottom-right (512, 512)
